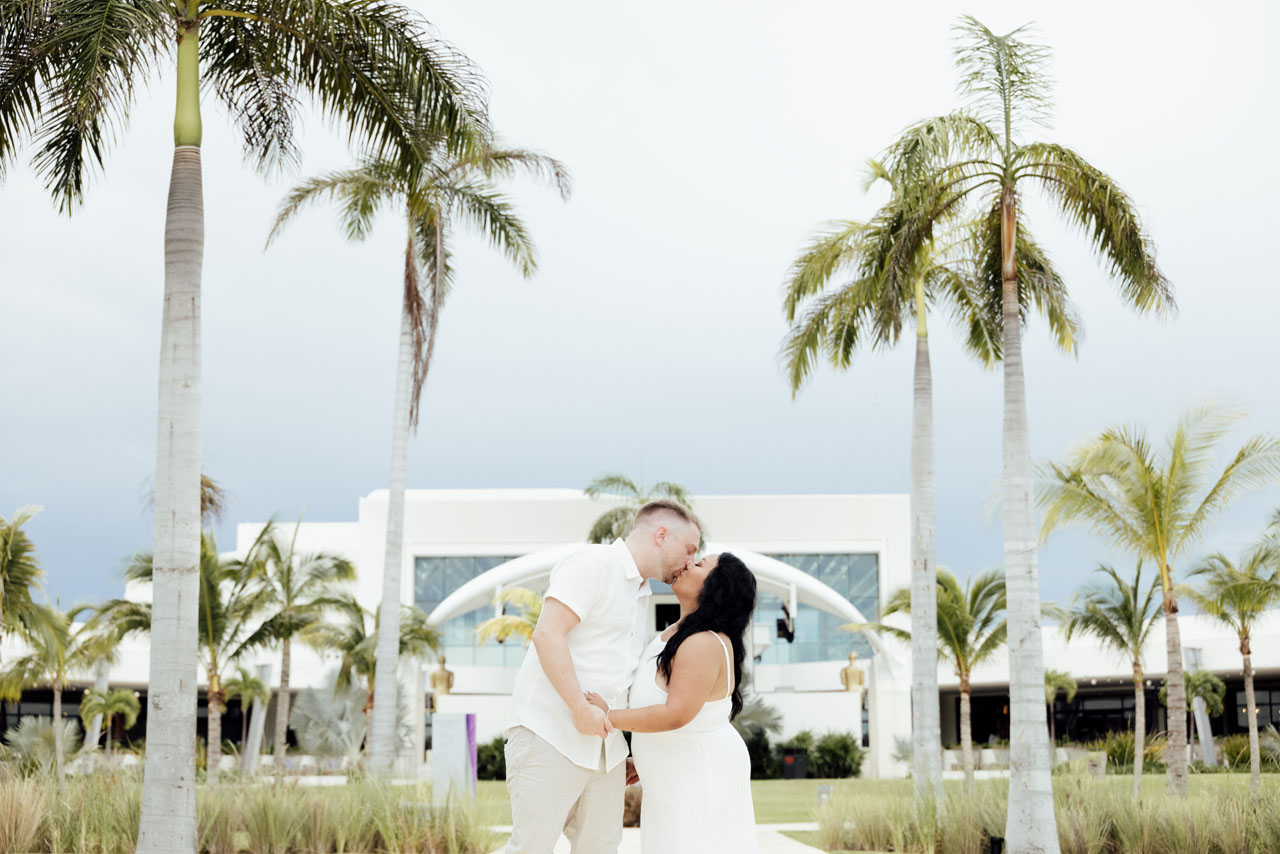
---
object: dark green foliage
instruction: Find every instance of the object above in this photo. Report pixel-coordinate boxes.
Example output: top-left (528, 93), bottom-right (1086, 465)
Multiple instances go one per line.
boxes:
top-left (810, 732), bottom-right (865, 779)
top-left (477, 735), bottom-right (505, 781)
top-left (1221, 734), bottom-right (1250, 769)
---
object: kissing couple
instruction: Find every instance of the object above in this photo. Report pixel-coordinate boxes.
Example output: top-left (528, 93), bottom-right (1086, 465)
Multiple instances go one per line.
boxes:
top-left (503, 500), bottom-right (759, 854)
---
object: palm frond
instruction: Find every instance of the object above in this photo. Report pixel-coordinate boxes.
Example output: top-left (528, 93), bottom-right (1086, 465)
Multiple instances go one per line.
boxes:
top-left (267, 164), bottom-right (400, 245)
top-left (1014, 142), bottom-right (1173, 317)
top-left (952, 16), bottom-right (1053, 140)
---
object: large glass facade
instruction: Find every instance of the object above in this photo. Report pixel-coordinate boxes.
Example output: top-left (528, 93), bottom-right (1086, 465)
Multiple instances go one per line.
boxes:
top-left (754, 553), bottom-right (878, 664)
top-left (414, 556), bottom-right (525, 667)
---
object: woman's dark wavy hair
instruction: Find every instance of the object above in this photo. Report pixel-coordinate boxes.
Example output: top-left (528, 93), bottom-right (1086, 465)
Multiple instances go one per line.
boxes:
top-left (656, 552), bottom-right (757, 720)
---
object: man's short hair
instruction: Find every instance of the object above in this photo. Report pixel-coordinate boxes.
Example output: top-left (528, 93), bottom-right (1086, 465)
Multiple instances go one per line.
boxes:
top-left (633, 499), bottom-right (700, 533)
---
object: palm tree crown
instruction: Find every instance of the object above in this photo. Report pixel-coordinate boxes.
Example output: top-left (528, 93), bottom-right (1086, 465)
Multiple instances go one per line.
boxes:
top-left (584, 474), bottom-right (698, 545)
top-left (0, 0), bottom-right (490, 211)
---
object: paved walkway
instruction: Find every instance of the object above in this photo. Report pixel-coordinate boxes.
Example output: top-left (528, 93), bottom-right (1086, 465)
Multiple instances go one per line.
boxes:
top-left (489, 823), bottom-right (822, 853)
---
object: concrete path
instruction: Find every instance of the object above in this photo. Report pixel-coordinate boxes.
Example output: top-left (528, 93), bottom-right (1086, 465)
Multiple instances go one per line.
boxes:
top-left (489, 823), bottom-right (823, 853)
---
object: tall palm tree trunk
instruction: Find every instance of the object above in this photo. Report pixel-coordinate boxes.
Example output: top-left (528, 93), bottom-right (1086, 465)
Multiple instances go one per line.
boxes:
top-left (274, 638), bottom-right (292, 777)
top-left (51, 686), bottom-right (64, 798)
top-left (1132, 664), bottom-right (1145, 798)
top-left (959, 677), bottom-right (975, 793)
top-left (999, 187), bottom-right (1060, 853)
top-left (138, 9), bottom-right (203, 849)
top-left (1160, 584), bottom-right (1188, 795)
top-left (207, 689), bottom-right (223, 785)
top-left (1242, 643), bottom-right (1261, 799)
top-left (909, 289), bottom-right (944, 812)
top-left (369, 238), bottom-right (418, 775)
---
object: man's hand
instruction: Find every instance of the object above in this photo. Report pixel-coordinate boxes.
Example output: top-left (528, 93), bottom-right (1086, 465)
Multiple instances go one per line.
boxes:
top-left (625, 757), bottom-right (640, 786)
top-left (584, 691), bottom-right (609, 713)
top-left (572, 701), bottom-right (613, 737)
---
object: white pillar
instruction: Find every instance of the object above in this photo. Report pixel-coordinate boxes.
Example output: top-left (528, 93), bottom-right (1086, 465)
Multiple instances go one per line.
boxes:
top-left (240, 662), bottom-right (273, 774)
top-left (867, 652), bottom-right (911, 778)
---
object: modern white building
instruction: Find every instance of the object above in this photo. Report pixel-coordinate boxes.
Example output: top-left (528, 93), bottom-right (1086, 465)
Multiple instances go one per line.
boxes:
top-left (6, 488), bottom-right (1279, 777)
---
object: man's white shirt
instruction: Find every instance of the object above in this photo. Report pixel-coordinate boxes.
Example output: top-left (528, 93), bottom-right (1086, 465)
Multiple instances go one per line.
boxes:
top-left (508, 539), bottom-right (652, 771)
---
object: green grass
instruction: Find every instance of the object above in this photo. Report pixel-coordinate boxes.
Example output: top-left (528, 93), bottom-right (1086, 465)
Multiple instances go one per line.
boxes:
top-left (477, 778), bottom-right (845, 826)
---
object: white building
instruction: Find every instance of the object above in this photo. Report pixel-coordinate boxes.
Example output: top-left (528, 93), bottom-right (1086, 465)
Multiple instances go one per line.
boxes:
top-left (6, 488), bottom-right (1279, 776)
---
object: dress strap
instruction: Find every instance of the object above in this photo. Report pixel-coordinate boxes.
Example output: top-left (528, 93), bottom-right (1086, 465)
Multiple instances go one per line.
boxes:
top-left (706, 631), bottom-right (733, 700)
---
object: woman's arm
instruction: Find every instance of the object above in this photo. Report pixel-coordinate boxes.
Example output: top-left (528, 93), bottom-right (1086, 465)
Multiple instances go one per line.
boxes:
top-left (600, 633), bottom-right (722, 733)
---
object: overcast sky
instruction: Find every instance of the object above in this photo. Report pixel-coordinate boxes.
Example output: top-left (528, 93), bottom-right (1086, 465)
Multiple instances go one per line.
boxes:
top-left (4, 0), bottom-right (1278, 610)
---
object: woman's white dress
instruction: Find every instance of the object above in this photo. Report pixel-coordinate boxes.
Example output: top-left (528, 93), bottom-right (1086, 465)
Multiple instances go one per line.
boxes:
top-left (629, 631), bottom-right (757, 854)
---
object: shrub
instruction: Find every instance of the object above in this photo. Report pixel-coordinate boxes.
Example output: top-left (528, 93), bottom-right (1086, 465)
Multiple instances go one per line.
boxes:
top-left (1222, 733), bottom-right (1250, 769)
top-left (1088, 730), bottom-right (1165, 771)
top-left (477, 736), bottom-right (506, 781)
top-left (743, 728), bottom-right (776, 779)
top-left (810, 732), bottom-right (865, 778)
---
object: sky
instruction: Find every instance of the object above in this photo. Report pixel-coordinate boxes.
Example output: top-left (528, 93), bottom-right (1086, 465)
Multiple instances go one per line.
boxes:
top-left (3, 0), bottom-right (1279, 610)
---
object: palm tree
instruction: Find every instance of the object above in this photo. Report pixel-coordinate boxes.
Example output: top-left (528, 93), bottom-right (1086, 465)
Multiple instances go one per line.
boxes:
top-left (91, 533), bottom-right (268, 786)
top-left (0, 603), bottom-right (108, 794)
top-left (301, 593), bottom-right (439, 759)
top-left (1043, 669), bottom-right (1076, 745)
top-left (781, 156), bottom-right (1075, 811)
top-left (0, 3), bottom-right (485, 844)
top-left (584, 474), bottom-right (698, 544)
top-left (1039, 406), bottom-right (1280, 794)
top-left (78, 688), bottom-right (141, 760)
top-left (223, 664), bottom-right (270, 750)
top-left (1057, 564), bottom-right (1160, 796)
top-left (883, 16), bottom-right (1173, 832)
top-left (474, 588), bottom-right (543, 645)
top-left (1159, 670), bottom-right (1226, 763)
top-left (844, 568), bottom-right (1006, 791)
top-left (0, 507), bottom-right (51, 645)
top-left (270, 141), bottom-right (567, 775)
top-left (237, 518), bottom-right (355, 776)
top-left (1184, 541), bottom-right (1280, 799)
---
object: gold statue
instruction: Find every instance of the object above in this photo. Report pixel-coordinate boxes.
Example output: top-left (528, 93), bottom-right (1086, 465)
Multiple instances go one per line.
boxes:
top-left (840, 651), bottom-right (864, 692)
top-left (429, 656), bottom-right (455, 696)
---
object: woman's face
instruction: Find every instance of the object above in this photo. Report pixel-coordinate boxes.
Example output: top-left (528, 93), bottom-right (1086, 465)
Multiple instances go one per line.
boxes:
top-left (671, 553), bottom-right (718, 602)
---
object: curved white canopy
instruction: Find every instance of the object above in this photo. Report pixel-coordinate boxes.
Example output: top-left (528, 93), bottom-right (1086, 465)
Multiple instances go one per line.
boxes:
top-left (425, 542), bottom-right (898, 672)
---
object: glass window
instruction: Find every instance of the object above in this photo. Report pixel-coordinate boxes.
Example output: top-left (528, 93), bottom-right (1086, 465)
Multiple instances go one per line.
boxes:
top-left (754, 554), bottom-right (878, 664)
top-left (414, 556), bottom-right (526, 667)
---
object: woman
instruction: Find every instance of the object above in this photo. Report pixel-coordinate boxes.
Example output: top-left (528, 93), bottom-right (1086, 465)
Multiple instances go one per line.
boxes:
top-left (586, 552), bottom-right (758, 854)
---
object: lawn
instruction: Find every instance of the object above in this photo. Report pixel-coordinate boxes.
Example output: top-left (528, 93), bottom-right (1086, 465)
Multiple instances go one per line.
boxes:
top-left (477, 777), bottom-right (843, 825)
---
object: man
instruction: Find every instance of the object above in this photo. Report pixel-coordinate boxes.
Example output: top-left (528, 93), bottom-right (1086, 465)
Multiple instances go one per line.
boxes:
top-left (505, 499), bottom-right (702, 853)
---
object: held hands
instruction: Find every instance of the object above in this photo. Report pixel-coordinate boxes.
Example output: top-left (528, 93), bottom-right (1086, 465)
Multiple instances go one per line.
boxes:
top-left (584, 691), bottom-right (609, 713)
top-left (572, 699), bottom-right (614, 738)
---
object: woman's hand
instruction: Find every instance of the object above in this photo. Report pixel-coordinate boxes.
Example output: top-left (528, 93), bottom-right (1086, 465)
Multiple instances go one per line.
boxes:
top-left (584, 691), bottom-right (609, 713)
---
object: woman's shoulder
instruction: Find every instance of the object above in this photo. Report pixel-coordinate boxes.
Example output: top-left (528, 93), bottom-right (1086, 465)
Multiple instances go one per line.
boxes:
top-left (673, 631), bottom-right (727, 658)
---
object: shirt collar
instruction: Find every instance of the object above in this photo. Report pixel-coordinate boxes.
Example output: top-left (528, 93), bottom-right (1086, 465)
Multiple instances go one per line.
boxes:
top-left (613, 538), bottom-right (641, 580)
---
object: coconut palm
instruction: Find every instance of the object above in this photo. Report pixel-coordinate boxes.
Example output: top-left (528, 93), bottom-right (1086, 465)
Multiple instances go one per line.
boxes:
top-left (844, 568), bottom-right (1006, 792)
top-left (781, 155), bottom-right (1076, 810)
top-left (78, 688), bottom-right (140, 760)
top-left (269, 141), bottom-right (567, 775)
top-left (474, 587), bottom-right (542, 645)
top-left (1159, 670), bottom-right (1226, 763)
top-left (1040, 406), bottom-right (1280, 795)
top-left (223, 664), bottom-right (270, 750)
top-left (1043, 669), bottom-right (1076, 745)
top-left (1057, 564), bottom-right (1161, 796)
top-left (0, 603), bottom-right (109, 794)
top-left (584, 474), bottom-right (699, 544)
top-left (0, 507), bottom-right (52, 645)
top-left (0, 1), bottom-right (485, 842)
top-left (90, 533), bottom-right (268, 786)
top-left (1184, 541), bottom-right (1280, 799)
top-left (882, 16), bottom-right (1173, 833)
top-left (301, 593), bottom-right (439, 758)
top-left (236, 518), bottom-right (355, 776)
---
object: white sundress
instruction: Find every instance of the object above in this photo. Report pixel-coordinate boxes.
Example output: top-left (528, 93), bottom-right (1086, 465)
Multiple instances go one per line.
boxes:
top-left (629, 631), bottom-right (757, 854)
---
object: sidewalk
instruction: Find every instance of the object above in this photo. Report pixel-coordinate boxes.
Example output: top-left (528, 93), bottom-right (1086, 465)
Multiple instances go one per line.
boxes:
top-left (488, 823), bottom-right (823, 853)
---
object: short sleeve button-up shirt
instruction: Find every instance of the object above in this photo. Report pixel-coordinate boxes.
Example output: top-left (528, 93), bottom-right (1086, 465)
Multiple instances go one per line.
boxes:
top-left (508, 540), bottom-right (652, 771)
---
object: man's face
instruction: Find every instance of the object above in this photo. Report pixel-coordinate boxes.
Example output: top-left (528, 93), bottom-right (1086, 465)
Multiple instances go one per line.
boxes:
top-left (657, 520), bottom-right (700, 584)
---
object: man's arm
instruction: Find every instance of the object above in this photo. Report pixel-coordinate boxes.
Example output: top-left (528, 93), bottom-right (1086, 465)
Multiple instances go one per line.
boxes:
top-left (531, 597), bottom-right (613, 738)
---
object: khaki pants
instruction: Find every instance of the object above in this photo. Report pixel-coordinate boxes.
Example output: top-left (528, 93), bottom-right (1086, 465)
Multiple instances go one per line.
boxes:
top-left (505, 726), bottom-right (624, 854)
